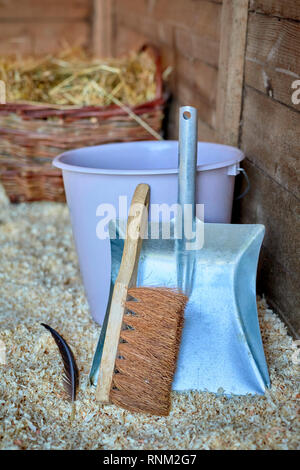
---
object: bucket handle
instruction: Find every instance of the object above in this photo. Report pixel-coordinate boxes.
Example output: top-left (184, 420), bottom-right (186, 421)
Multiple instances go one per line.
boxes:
top-left (235, 167), bottom-right (250, 200)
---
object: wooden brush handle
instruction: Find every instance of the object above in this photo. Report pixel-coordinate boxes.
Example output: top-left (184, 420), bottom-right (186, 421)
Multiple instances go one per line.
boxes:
top-left (116, 183), bottom-right (150, 288)
top-left (96, 183), bottom-right (150, 403)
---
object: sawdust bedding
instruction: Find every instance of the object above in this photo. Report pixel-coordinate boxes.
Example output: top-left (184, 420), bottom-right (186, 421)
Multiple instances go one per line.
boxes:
top-left (0, 185), bottom-right (299, 450)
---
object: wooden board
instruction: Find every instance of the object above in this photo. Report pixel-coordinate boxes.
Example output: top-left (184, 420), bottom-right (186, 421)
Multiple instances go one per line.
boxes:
top-left (177, 79), bottom-right (216, 128)
top-left (115, 9), bottom-right (174, 48)
top-left (148, 0), bottom-right (222, 39)
top-left (245, 61), bottom-right (300, 111)
top-left (113, 24), bottom-right (176, 88)
top-left (0, 0), bottom-right (91, 19)
top-left (176, 54), bottom-right (218, 118)
top-left (249, 0), bottom-right (300, 21)
top-left (114, 0), bottom-right (222, 37)
top-left (216, 0), bottom-right (249, 146)
top-left (259, 245), bottom-right (300, 337)
top-left (174, 27), bottom-right (219, 68)
top-left (245, 12), bottom-right (300, 109)
top-left (237, 159), bottom-right (300, 335)
top-left (196, 119), bottom-right (218, 143)
top-left (114, 24), bottom-right (148, 56)
top-left (0, 21), bottom-right (90, 56)
top-left (92, 0), bottom-right (113, 57)
top-left (241, 86), bottom-right (300, 199)
top-left (237, 158), bottom-right (300, 276)
top-left (246, 13), bottom-right (300, 71)
top-left (114, 0), bottom-right (221, 67)
top-left (176, 54), bottom-right (218, 128)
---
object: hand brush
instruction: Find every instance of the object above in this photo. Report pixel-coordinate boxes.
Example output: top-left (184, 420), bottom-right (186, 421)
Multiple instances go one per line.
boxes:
top-left (96, 183), bottom-right (187, 416)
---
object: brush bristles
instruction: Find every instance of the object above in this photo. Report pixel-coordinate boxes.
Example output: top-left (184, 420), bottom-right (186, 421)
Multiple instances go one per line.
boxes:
top-left (110, 287), bottom-right (188, 416)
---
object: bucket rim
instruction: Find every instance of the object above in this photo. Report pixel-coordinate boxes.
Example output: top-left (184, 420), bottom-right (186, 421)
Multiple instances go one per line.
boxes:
top-left (53, 140), bottom-right (244, 175)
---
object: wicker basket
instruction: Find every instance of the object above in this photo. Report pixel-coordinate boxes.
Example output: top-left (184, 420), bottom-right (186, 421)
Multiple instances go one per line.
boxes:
top-left (0, 46), bottom-right (164, 202)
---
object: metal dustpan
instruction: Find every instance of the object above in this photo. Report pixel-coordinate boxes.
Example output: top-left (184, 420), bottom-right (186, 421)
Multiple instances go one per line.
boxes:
top-left (90, 106), bottom-right (270, 396)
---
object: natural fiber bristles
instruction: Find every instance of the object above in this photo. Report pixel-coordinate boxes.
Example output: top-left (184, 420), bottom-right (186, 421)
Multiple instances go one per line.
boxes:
top-left (110, 287), bottom-right (188, 416)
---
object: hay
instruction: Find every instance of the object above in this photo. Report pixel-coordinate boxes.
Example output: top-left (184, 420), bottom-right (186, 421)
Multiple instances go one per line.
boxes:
top-left (0, 48), bottom-right (157, 107)
top-left (0, 184), bottom-right (299, 450)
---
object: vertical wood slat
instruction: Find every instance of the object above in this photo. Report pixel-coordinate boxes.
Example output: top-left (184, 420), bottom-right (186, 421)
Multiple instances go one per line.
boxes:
top-left (92, 0), bottom-right (113, 57)
top-left (216, 0), bottom-right (249, 146)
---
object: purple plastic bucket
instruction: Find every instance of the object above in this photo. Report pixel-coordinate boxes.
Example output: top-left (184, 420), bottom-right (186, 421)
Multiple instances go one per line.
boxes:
top-left (53, 140), bottom-right (244, 324)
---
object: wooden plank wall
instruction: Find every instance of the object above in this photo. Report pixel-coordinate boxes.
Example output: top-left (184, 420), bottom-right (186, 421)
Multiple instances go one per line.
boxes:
top-left (237, 0), bottom-right (300, 336)
top-left (0, 0), bottom-right (92, 56)
top-left (108, 0), bottom-right (223, 141)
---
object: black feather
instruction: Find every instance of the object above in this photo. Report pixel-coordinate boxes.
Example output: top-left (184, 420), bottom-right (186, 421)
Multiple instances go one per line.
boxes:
top-left (41, 323), bottom-right (79, 401)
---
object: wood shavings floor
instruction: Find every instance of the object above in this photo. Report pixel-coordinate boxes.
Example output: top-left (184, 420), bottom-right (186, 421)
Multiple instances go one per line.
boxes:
top-left (0, 186), bottom-right (299, 450)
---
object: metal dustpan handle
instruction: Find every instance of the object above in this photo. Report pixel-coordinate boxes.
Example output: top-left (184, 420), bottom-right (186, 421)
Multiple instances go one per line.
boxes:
top-left (178, 106), bottom-right (198, 222)
top-left (176, 106), bottom-right (199, 295)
